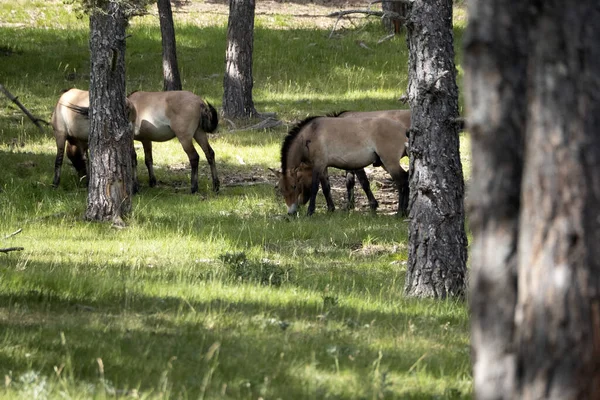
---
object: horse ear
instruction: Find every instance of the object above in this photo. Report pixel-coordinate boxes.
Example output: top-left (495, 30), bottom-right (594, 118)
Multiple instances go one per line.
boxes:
top-left (268, 167), bottom-right (282, 178)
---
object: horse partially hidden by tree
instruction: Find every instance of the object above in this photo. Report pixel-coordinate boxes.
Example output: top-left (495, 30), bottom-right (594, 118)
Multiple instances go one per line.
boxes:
top-left (51, 89), bottom-right (219, 194)
top-left (277, 110), bottom-right (411, 213)
top-left (276, 114), bottom-right (410, 216)
top-left (51, 88), bottom-right (138, 188)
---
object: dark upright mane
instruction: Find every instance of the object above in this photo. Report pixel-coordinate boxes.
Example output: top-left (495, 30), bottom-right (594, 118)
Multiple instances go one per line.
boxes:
top-left (281, 115), bottom-right (321, 172)
top-left (326, 110), bottom-right (349, 118)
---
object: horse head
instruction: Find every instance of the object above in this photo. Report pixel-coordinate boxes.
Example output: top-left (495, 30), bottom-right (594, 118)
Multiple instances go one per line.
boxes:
top-left (271, 167), bottom-right (303, 215)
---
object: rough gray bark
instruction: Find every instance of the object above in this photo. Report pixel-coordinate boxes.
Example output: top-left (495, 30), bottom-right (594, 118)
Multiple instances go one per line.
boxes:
top-left (466, 0), bottom-right (600, 398)
top-left (157, 0), bottom-right (182, 91)
top-left (514, 2), bottom-right (600, 398)
top-left (85, 1), bottom-right (134, 225)
top-left (222, 0), bottom-right (258, 119)
top-left (464, 0), bottom-right (528, 397)
top-left (404, 0), bottom-right (467, 298)
top-left (382, 0), bottom-right (408, 34)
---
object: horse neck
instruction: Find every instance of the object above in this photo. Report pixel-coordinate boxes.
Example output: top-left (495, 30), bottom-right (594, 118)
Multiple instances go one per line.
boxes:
top-left (284, 134), bottom-right (305, 172)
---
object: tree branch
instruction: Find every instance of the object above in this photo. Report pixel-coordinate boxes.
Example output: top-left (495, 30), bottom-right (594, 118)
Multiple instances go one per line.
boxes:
top-left (0, 84), bottom-right (49, 132)
top-left (0, 247), bottom-right (24, 254)
top-left (3, 228), bottom-right (22, 240)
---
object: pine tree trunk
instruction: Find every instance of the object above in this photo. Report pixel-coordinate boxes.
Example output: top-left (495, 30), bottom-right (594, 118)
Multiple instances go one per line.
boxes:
top-left (158, 0), bottom-right (182, 91)
top-left (85, 1), bottom-right (134, 225)
top-left (404, 0), bottom-right (467, 298)
top-left (222, 0), bottom-right (257, 119)
top-left (464, 0), bottom-right (528, 397)
top-left (514, 2), bottom-right (600, 398)
top-left (382, 1), bottom-right (408, 34)
top-left (466, 0), bottom-right (600, 398)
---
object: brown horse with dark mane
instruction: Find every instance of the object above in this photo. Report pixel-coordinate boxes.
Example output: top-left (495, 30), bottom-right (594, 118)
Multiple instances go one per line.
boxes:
top-left (276, 114), bottom-right (409, 216)
top-left (283, 110), bottom-right (411, 212)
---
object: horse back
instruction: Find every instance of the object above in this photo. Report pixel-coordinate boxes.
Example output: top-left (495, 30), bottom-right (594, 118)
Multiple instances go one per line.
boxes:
top-left (340, 109), bottom-right (411, 128)
top-left (128, 90), bottom-right (213, 137)
top-left (52, 88), bottom-right (90, 141)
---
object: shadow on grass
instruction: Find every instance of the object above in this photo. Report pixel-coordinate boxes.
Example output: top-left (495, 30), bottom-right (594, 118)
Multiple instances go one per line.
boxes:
top-left (0, 261), bottom-right (470, 399)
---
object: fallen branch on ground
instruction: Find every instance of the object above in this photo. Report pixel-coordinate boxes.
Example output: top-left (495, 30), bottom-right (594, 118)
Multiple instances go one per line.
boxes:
top-left (327, 10), bottom-right (405, 38)
top-left (0, 247), bottom-right (24, 254)
top-left (0, 84), bottom-right (49, 132)
top-left (232, 117), bottom-right (282, 132)
top-left (3, 228), bottom-right (22, 240)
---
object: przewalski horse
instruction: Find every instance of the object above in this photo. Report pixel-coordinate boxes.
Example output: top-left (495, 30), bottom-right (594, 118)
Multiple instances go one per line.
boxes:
top-left (277, 115), bottom-right (410, 216)
top-left (285, 110), bottom-right (411, 212)
top-left (128, 90), bottom-right (219, 193)
top-left (51, 88), bottom-right (137, 188)
top-left (51, 89), bottom-right (220, 194)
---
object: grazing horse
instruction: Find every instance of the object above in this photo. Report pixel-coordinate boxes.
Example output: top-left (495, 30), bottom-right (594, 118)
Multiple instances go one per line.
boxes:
top-left (277, 115), bottom-right (409, 216)
top-left (51, 89), bottom-right (220, 194)
top-left (128, 91), bottom-right (219, 193)
top-left (51, 88), bottom-right (137, 188)
top-left (289, 110), bottom-right (411, 211)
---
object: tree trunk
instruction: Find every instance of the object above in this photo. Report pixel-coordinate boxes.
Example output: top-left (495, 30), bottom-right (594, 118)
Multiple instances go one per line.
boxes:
top-left (157, 0), bottom-right (182, 91)
top-left (222, 0), bottom-right (258, 119)
top-left (514, 2), bottom-right (600, 398)
top-left (464, 0), bottom-right (528, 397)
top-left (382, 0), bottom-right (408, 34)
top-left (85, 1), bottom-right (134, 225)
top-left (466, 0), bottom-right (600, 398)
top-left (404, 0), bottom-right (467, 298)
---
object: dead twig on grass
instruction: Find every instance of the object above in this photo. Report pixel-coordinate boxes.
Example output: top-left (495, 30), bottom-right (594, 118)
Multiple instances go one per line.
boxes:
top-left (0, 247), bottom-right (24, 254)
top-left (0, 84), bottom-right (49, 132)
top-left (3, 228), bottom-right (22, 240)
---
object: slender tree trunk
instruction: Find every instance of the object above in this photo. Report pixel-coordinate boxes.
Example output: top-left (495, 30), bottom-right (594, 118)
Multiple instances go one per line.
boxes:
top-left (85, 1), bottom-right (134, 225)
top-left (514, 2), bottom-right (600, 398)
top-left (404, 0), bottom-right (467, 298)
top-left (222, 0), bottom-right (258, 119)
top-left (464, 0), bottom-right (528, 397)
top-left (382, 0), bottom-right (408, 34)
top-left (466, 0), bottom-right (600, 398)
top-left (157, 0), bottom-right (182, 91)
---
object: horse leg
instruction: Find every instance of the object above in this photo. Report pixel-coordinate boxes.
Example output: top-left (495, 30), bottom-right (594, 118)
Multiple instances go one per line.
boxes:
top-left (307, 169), bottom-right (322, 216)
top-left (131, 144), bottom-right (139, 194)
top-left (53, 135), bottom-right (66, 187)
top-left (345, 170), bottom-right (355, 210)
top-left (354, 168), bottom-right (379, 211)
top-left (386, 166), bottom-right (409, 216)
top-left (194, 129), bottom-right (220, 193)
top-left (141, 140), bottom-right (156, 188)
top-left (320, 173), bottom-right (335, 212)
top-left (66, 141), bottom-right (88, 185)
top-left (172, 133), bottom-right (201, 193)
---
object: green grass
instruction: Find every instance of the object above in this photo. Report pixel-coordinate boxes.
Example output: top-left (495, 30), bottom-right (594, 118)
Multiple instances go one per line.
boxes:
top-left (0, 1), bottom-right (471, 398)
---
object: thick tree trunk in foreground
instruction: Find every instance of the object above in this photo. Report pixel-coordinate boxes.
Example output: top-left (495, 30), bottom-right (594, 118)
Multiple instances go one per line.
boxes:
top-left (466, 1), bottom-right (600, 398)
top-left (86, 1), bottom-right (134, 225)
top-left (222, 0), bottom-right (258, 119)
top-left (158, 0), bottom-right (182, 91)
top-left (404, 0), bottom-right (467, 298)
top-left (515, 2), bottom-right (600, 398)
top-left (464, 0), bottom-right (528, 397)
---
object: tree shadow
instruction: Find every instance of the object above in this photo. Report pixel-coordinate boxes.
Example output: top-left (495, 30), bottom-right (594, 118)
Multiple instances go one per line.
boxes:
top-left (0, 261), bottom-right (470, 399)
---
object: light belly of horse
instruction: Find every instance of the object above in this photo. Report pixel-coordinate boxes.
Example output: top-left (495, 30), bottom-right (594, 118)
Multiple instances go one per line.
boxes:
top-left (136, 120), bottom-right (175, 142)
top-left (328, 152), bottom-right (377, 170)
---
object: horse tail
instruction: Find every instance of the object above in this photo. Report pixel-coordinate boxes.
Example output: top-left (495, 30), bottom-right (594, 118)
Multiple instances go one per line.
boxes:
top-left (62, 103), bottom-right (90, 118)
top-left (201, 101), bottom-right (219, 133)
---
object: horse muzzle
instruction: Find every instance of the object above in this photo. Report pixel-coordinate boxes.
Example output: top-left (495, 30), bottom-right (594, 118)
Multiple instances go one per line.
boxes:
top-left (287, 203), bottom-right (298, 215)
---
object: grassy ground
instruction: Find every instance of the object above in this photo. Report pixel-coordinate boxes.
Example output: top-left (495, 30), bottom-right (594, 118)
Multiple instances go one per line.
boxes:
top-left (0, 1), bottom-right (471, 398)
